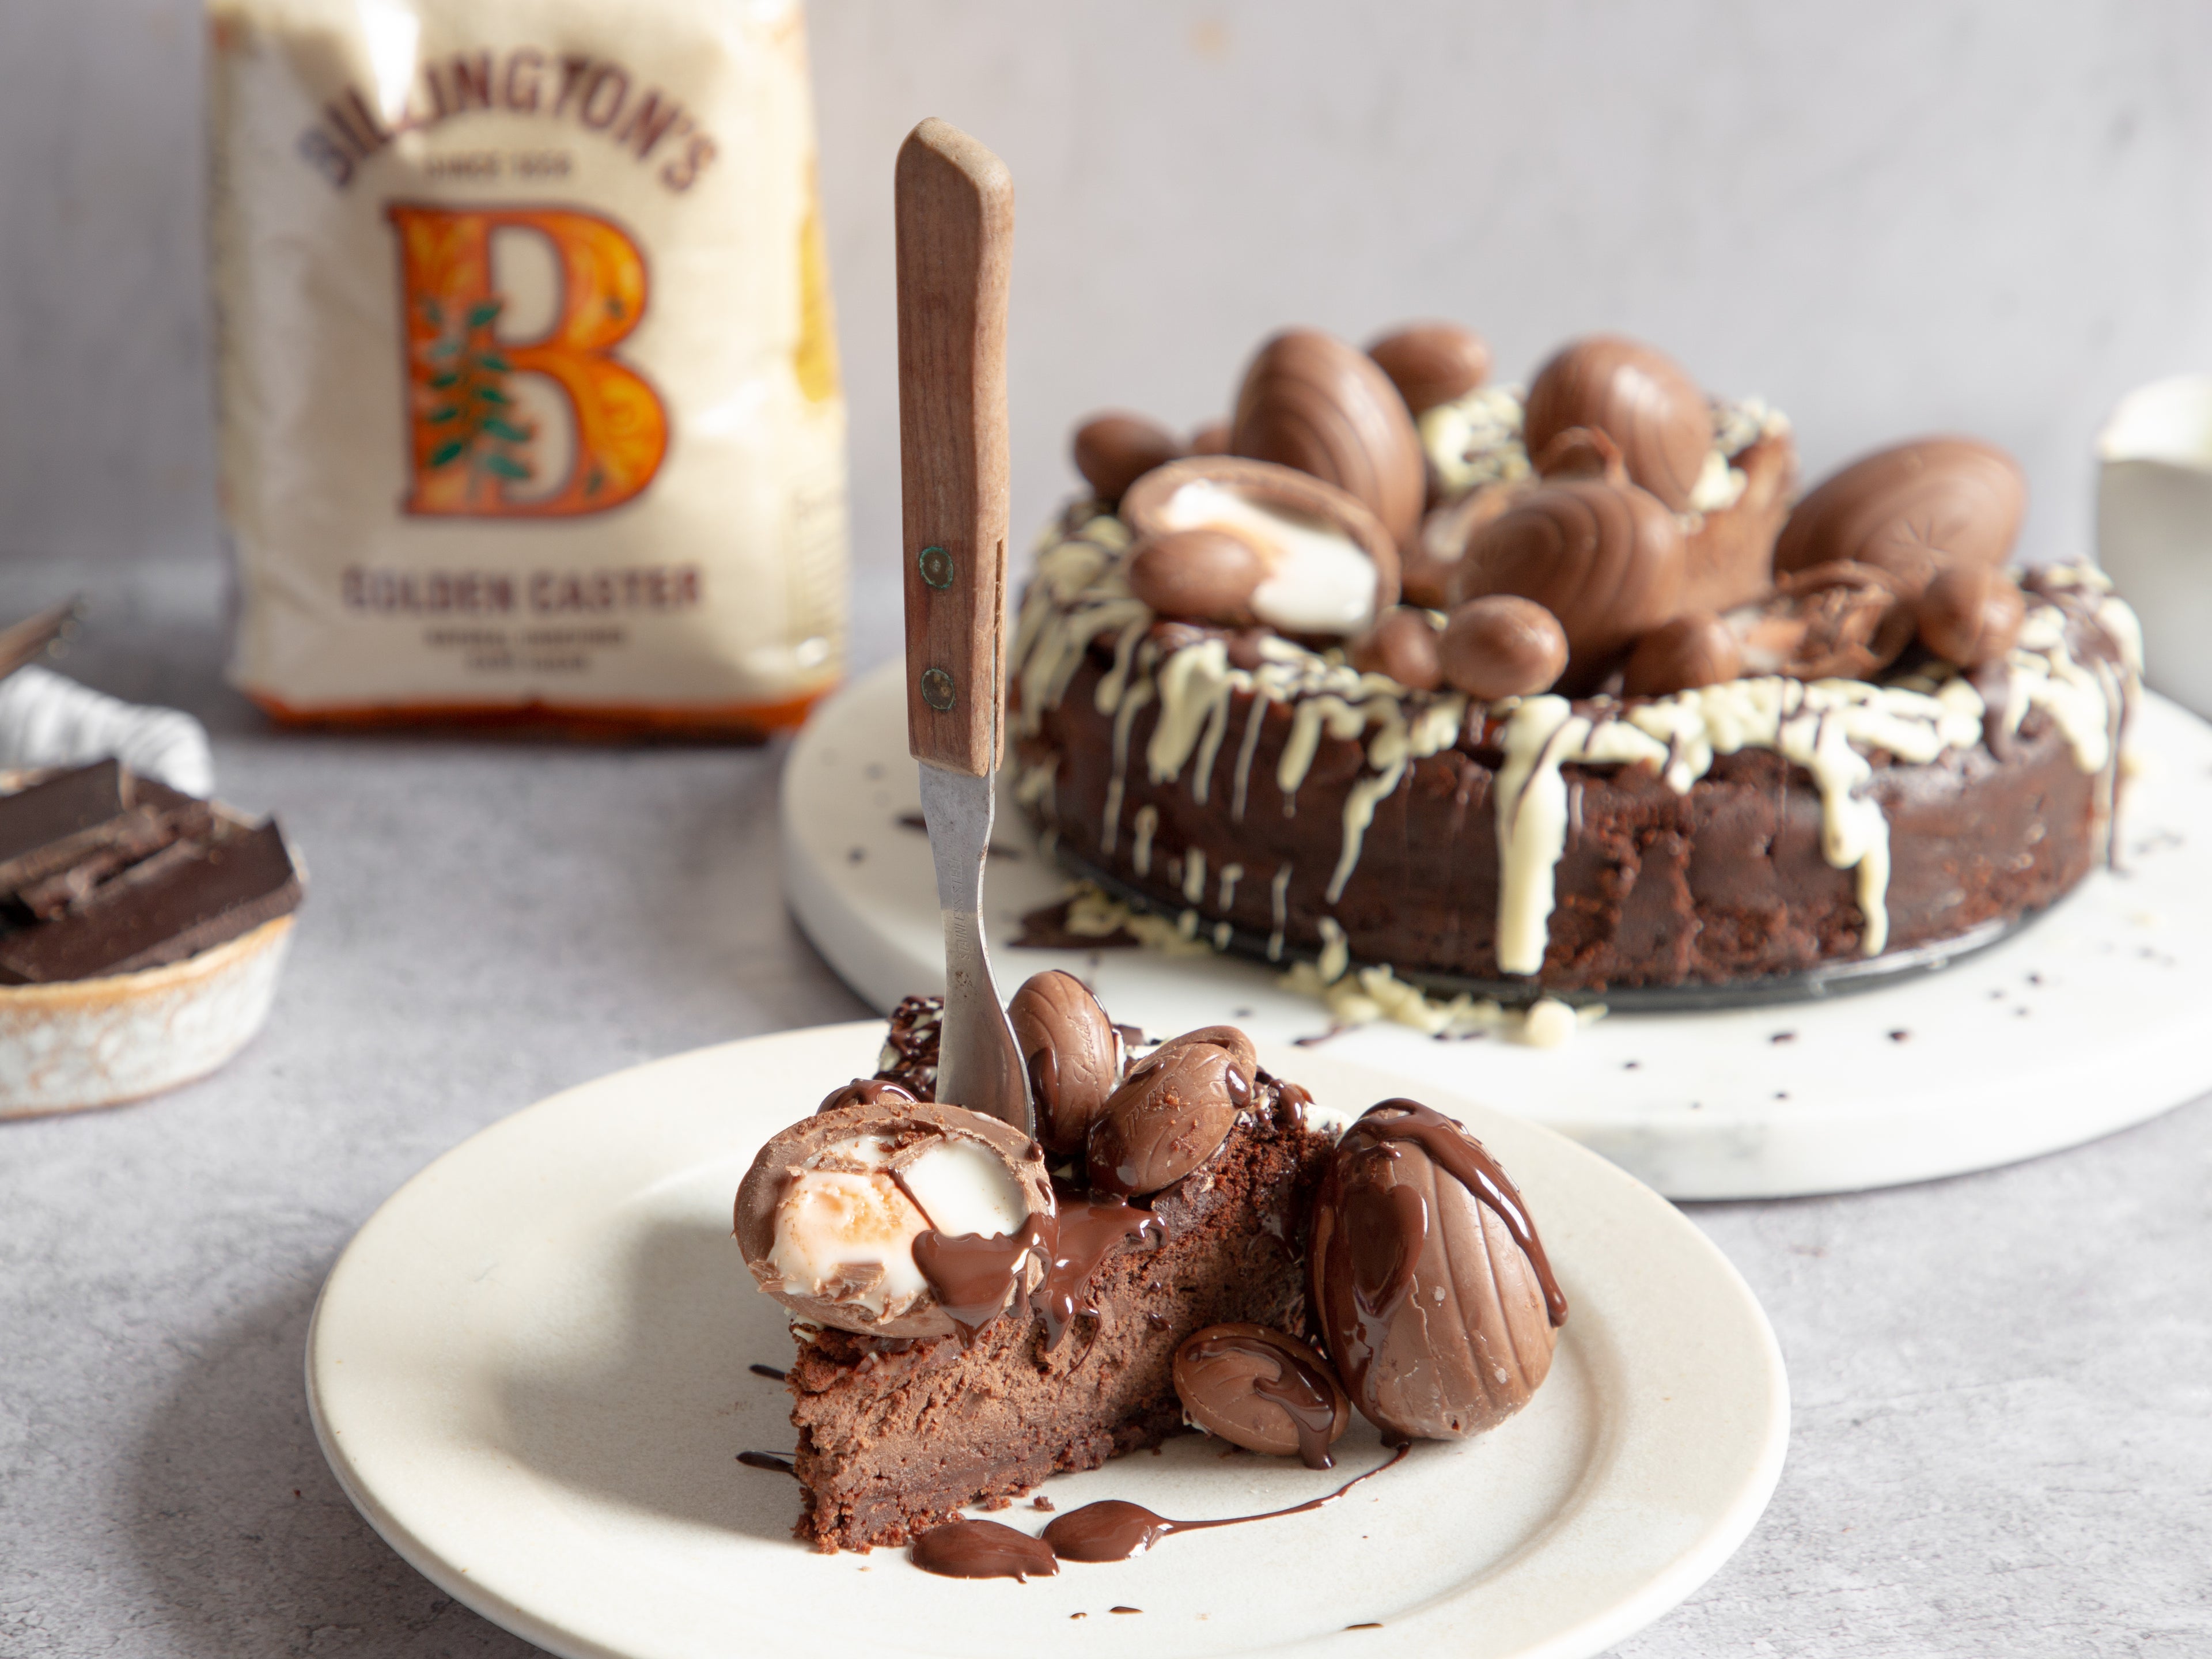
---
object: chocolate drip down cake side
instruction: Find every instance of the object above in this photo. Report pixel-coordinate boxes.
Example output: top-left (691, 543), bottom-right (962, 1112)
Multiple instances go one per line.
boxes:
top-left (1012, 327), bottom-right (2142, 995)
top-left (734, 977), bottom-right (1565, 1556)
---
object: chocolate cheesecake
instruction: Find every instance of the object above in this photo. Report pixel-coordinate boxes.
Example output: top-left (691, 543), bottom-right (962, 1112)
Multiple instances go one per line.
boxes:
top-left (733, 979), bottom-right (1566, 1562)
top-left (738, 987), bottom-right (1330, 1551)
top-left (1008, 325), bottom-right (2140, 997)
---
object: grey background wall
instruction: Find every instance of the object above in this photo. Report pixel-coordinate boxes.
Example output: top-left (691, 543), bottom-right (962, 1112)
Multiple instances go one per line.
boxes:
top-left (3, 0), bottom-right (2209, 670)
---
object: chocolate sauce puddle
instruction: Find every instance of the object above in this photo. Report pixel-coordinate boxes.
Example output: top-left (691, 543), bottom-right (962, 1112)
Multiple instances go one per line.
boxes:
top-left (1180, 1328), bottom-right (1343, 1469)
top-left (1040, 1443), bottom-right (1410, 1562)
top-left (908, 1517), bottom-right (1059, 1581)
top-left (1359, 1101), bottom-right (1567, 1326)
top-left (737, 1451), bottom-right (796, 1477)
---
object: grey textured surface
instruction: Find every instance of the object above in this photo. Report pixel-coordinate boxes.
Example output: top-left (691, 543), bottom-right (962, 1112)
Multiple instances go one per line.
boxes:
top-left (1, 556), bottom-right (2206, 1657)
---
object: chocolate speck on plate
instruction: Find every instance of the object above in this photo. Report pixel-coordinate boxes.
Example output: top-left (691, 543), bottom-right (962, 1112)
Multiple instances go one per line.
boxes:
top-left (1889, 1029), bottom-right (1911, 1042)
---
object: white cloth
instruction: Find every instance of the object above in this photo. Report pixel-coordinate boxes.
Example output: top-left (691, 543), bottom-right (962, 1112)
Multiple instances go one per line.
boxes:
top-left (0, 665), bottom-right (215, 796)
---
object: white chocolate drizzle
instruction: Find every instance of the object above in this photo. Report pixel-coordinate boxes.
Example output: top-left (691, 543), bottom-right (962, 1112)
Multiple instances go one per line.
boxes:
top-left (1131, 805), bottom-right (1158, 876)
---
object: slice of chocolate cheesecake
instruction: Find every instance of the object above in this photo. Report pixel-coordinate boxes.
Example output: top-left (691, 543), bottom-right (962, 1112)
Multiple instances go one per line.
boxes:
top-left (736, 979), bottom-right (1334, 1552)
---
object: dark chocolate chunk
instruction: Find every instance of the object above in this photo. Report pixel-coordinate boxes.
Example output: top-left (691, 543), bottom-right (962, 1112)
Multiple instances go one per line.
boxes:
top-left (0, 761), bottom-right (128, 891)
top-left (0, 820), bottom-right (301, 983)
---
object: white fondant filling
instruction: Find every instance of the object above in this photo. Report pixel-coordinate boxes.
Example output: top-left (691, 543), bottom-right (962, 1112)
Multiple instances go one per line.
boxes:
top-left (1157, 480), bottom-right (1377, 636)
top-left (895, 1138), bottom-right (1028, 1240)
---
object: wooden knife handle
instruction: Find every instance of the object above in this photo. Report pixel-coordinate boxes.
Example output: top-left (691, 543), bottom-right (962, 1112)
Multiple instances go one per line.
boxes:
top-left (896, 118), bottom-right (1015, 778)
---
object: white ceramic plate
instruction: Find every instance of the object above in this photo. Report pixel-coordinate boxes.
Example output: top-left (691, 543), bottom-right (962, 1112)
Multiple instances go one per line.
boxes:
top-left (784, 660), bottom-right (2212, 1199)
top-left (308, 1022), bottom-right (1787, 1659)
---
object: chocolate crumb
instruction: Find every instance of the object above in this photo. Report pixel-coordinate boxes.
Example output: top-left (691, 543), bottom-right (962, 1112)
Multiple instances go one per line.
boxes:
top-left (1770, 1031), bottom-right (1797, 1044)
top-left (847, 847), bottom-right (865, 863)
top-left (1889, 1030), bottom-right (1911, 1042)
top-left (1347, 1623), bottom-right (1383, 1631)
top-left (1070, 1613), bottom-right (1085, 1620)
top-left (1032, 1495), bottom-right (1055, 1512)
top-left (1111, 1606), bottom-right (1142, 1615)
top-left (1623, 1060), bottom-right (1640, 1070)
top-left (1774, 1091), bottom-right (1789, 1100)
top-left (748, 1363), bottom-right (786, 1381)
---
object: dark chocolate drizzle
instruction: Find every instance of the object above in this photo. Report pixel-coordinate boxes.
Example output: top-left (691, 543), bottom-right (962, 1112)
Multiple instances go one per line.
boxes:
top-left (1041, 1443), bottom-right (1411, 1562)
top-left (913, 1199), bottom-right (1165, 1351)
top-left (1181, 1329), bottom-right (1343, 1469)
top-left (1035, 1199), bottom-right (1165, 1350)
top-left (1351, 1101), bottom-right (1566, 1327)
top-left (909, 1517), bottom-right (1060, 1581)
top-left (911, 1218), bottom-right (1053, 1344)
top-left (737, 1451), bottom-right (796, 1476)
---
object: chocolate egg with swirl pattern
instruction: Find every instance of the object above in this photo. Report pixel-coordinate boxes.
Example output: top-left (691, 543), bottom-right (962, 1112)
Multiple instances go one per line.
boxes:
top-left (1448, 476), bottom-right (1685, 694)
top-left (1523, 336), bottom-right (1711, 512)
top-left (1309, 1100), bottom-right (1565, 1441)
top-left (1087, 1037), bottom-right (1248, 1198)
top-left (1772, 436), bottom-right (2025, 601)
top-left (1230, 329), bottom-right (1426, 550)
top-left (1009, 970), bottom-right (1122, 1156)
top-left (1365, 322), bottom-right (1492, 418)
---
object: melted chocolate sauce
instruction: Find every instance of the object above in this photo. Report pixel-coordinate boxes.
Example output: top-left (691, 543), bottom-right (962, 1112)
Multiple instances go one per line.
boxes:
top-left (913, 1198), bottom-right (1165, 1351)
top-left (1355, 1101), bottom-right (1567, 1326)
top-left (1035, 1199), bottom-right (1165, 1350)
top-left (737, 1451), bottom-right (796, 1476)
top-left (747, 1363), bottom-right (786, 1381)
top-left (908, 1517), bottom-right (1059, 1581)
top-left (911, 1219), bottom-right (1052, 1344)
top-left (1041, 1444), bottom-right (1411, 1562)
top-left (1181, 1329), bottom-right (1343, 1469)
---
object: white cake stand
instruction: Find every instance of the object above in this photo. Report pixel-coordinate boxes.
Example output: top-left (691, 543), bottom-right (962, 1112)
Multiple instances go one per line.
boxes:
top-left (783, 659), bottom-right (2212, 1199)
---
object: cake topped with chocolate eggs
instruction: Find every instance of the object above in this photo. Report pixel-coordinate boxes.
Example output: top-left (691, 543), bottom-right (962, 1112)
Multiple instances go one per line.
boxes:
top-left (733, 976), bottom-right (1566, 1574)
top-left (1012, 323), bottom-right (2140, 995)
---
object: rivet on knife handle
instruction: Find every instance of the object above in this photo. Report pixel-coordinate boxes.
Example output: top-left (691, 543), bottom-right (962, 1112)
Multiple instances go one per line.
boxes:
top-left (896, 118), bottom-right (1014, 778)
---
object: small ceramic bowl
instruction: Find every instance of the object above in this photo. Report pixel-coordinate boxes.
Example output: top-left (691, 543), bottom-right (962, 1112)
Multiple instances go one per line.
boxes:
top-left (0, 774), bottom-right (302, 1118)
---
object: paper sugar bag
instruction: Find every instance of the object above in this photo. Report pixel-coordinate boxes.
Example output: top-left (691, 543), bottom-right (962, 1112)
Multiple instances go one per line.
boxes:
top-left (208, 0), bottom-right (848, 734)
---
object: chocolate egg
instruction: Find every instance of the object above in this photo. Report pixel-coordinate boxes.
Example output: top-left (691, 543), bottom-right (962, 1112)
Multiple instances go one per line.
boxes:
top-left (1530, 423), bottom-right (1625, 483)
top-left (1230, 329), bottom-right (1427, 550)
top-left (1402, 481), bottom-right (1532, 609)
top-left (1523, 336), bottom-right (1711, 512)
top-left (1073, 413), bottom-right (1184, 507)
top-left (1681, 430), bottom-right (1797, 613)
top-left (1120, 454), bottom-right (1402, 635)
top-left (1173, 1323), bottom-right (1351, 1468)
top-left (1087, 1039), bottom-right (1247, 1198)
top-left (1916, 562), bottom-right (2027, 668)
top-left (1348, 607), bottom-right (1445, 691)
top-left (1309, 1100), bottom-right (1564, 1441)
top-left (1728, 560), bottom-right (1916, 681)
top-left (1135, 1023), bottom-right (1258, 1085)
top-left (735, 1100), bottom-right (1055, 1340)
top-left (1623, 612), bottom-right (1744, 697)
top-left (1438, 596), bottom-right (1569, 700)
top-left (1449, 478), bottom-right (1686, 694)
top-left (1125, 528), bottom-right (1267, 626)
top-left (1009, 970), bottom-right (1122, 1156)
top-left (1188, 419), bottom-right (1233, 455)
top-left (816, 1078), bottom-right (921, 1114)
top-left (1772, 436), bottom-right (2025, 600)
top-left (1366, 323), bottom-right (1492, 418)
